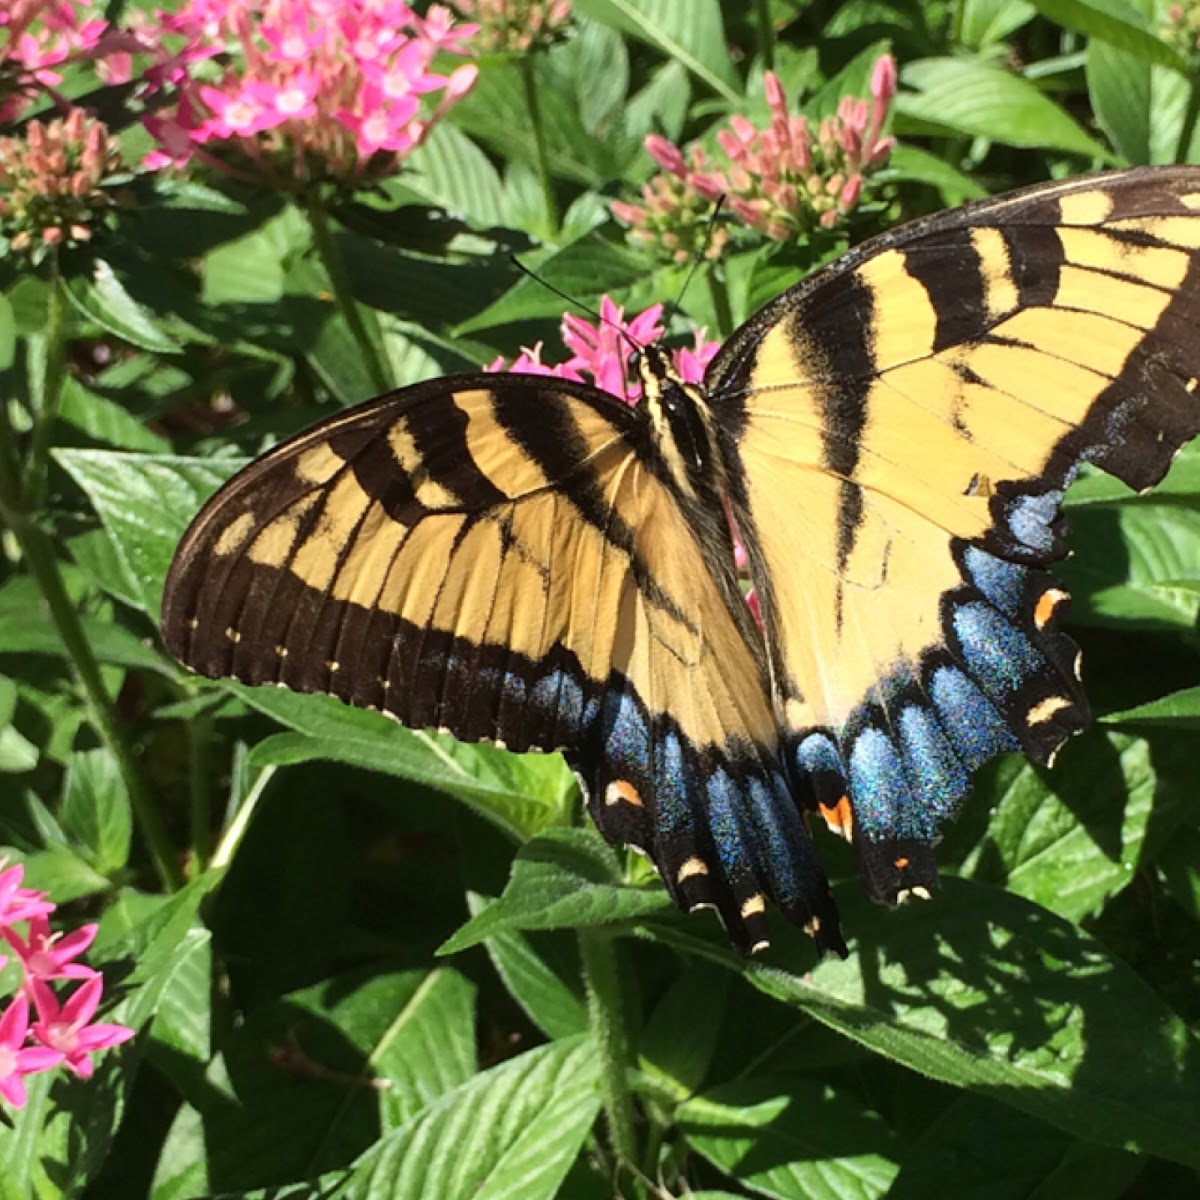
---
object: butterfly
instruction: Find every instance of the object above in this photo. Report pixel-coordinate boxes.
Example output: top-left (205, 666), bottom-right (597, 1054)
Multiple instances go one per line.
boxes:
top-left (162, 166), bottom-right (1200, 956)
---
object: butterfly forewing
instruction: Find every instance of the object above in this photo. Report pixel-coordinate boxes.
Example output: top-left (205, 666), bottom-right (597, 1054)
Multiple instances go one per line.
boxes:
top-left (163, 374), bottom-right (844, 954)
top-left (709, 165), bottom-right (1200, 903)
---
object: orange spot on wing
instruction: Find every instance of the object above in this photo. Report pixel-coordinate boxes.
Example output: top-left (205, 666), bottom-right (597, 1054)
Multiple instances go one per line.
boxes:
top-left (893, 856), bottom-right (910, 870)
top-left (604, 779), bottom-right (644, 807)
top-left (1034, 587), bottom-right (1068, 629)
top-left (818, 795), bottom-right (854, 841)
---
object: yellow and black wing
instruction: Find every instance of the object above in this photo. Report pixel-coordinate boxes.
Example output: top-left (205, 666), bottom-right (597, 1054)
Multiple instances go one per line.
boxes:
top-left (162, 374), bottom-right (843, 954)
top-left (708, 165), bottom-right (1200, 904)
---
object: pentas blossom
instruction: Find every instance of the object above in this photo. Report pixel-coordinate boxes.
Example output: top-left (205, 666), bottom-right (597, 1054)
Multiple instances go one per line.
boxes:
top-left (487, 296), bottom-right (719, 404)
top-left (1163, 3), bottom-right (1200, 53)
top-left (0, 860), bottom-right (131, 1108)
top-left (451, 0), bottom-right (572, 54)
top-left (0, 0), bottom-right (110, 122)
top-left (0, 107), bottom-right (129, 262)
top-left (615, 54), bottom-right (897, 248)
top-left (139, 0), bottom-right (479, 187)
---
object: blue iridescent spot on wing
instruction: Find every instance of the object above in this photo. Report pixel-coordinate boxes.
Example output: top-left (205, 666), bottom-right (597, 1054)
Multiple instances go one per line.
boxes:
top-left (652, 727), bottom-right (693, 838)
top-left (953, 601), bottom-right (1043, 696)
top-left (897, 704), bottom-right (968, 821)
top-left (704, 767), bottom-right (756, 879)
top-left (796, 730), bottom-right (843, 778)
top-left (743, 769), bottom-right (822, 911)
top-left (848, 727), bottom-right (913, 840)
top-left (1006, 489), bottom-right (1063, 553)
top-left (961, 546), bottom-right (1025, 617)
top-left (928, 664), bottom-right (1019, 770)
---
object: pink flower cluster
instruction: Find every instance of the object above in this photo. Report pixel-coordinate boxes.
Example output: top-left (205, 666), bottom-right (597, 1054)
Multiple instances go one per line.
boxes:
top-left (0, 861), bottom-right (132, 1109)
top-left (1163, 3), bottom-right (1200, 52)
top-left (451, 0), bottom-right (572, 54)
top-left (487, 296), bottom-right (719, 404)
top-left (0, 107), bottom-right (127, 260)
top-left (0, 0), bottom-right (111, 122)
top-left (141, 0), bottom-right (480, 185)
top-left (615, 55), bottom-right (897, 247)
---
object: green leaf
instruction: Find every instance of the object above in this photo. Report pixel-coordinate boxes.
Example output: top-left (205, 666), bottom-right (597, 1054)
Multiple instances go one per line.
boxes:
top-left (457, 240), bottom-right (656, 333)
top-left (61, 746), bottom-right (132, 874)
top-left (62, 257), bottom-right (182, 354)
top-left (1029, 0), bottom-right (1185, 69)
top-left (346, 1036), bottom-right (600, 1200)
top-left (1103, 685), bottom-right (1200, 728)
top-left (573, 0), bottom-right (739, 101)
top-left (58, 377), bottom-right (170, 452)
top-left (639, 965), bottom-right (729, 1101)
top-left (14, 844), bottom-right (111, 904)
top-left (885, 1093), bottom-right (1141, 1200)
top-left (0, 607), bottom-right (179, 679)
top-left (239, 687), bottom-right (577, 841)
top-left (403, 121), bottom-right (506, 229)
top-left (0, 677), bottom-right (37, 773)
top-left (736, 880), bottom-right (1200, 1170)
top-left (896, 57), bottom-right (1114, 159)
top-left (53, 450), bottom-right (244, 618)
top-left (469, 893), bottom-right (588, 1040)
top-left (958, 0), bottom-right (1038, 49)
top-left (1057, 503), bottom-right (1200, 630)
top-left (678, 1077), bottom-right (899, 1200)
top-left (439, 827), bottom-right (671, 953)
top-left (957, 731), bottom-right (1180, 921)
top-left (1158, 827), bottom-right (1200, 920)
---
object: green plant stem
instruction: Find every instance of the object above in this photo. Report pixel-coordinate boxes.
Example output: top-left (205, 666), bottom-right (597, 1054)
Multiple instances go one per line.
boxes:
top-left (188, 711), bottom-right (214, 872)
top-left (1177, 74), bottom-right (1200, 164)
top-left (211, 765), bottom-right (276, 870)
top-left (519, 53), bottom-right (558, 235)
top-left (578, 928), bottom-right (637, 1167)
top-left (21, 265), bottom-right (69, 513)
top-left (0, 422), bottom-right (182, 893)
top-left (304, 196), bottom-right (391, 395)
top-left (753, 0), bottom-right (774, 72)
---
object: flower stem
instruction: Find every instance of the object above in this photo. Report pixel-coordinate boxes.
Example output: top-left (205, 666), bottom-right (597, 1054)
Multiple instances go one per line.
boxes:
top-left (0, 414), bottom-right (182, 893)
top-left (304, 196), bottom-right (391, 396)
top-left (211, 765), bottom-right (276, 871)
top-left (1177, 72), bottom-right (1200, 164)
top-left (753, 0), bottom-right (775, 71)
top-left (519, 53), bottom-right (558, 236)
top-left (187, 711), bottom-right (214, 872)
top-left (21, 264), bottom-right (69, 513)
top-left (577, 928), bottom-right (637, 1167)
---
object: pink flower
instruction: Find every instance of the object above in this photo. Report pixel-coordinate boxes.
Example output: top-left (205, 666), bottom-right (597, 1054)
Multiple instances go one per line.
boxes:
top-left (0, 995), bottom-right (64, 1109)
top-left (136, 0), bottom-right (479, 185)
top-left (0, 862), bottom-right (53, 929)
top-left (614, 54), bottom-right (897, 247)
top-left (488, 297), bottom-right (720, 404)
top-left (30, 977), bottom-right (134, 1081)
top-left (4, 915), bottom-right (98, 985)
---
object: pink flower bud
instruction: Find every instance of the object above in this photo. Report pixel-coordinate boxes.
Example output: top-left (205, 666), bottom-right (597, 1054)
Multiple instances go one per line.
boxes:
top-left (764, 70), bottom-right (787, 118)
top-left (644, 134), bottom-right (686, 178)
top-left (839, 174), bottom-right (863, 210)
top-left (871, 54), bottom-right (898, 105)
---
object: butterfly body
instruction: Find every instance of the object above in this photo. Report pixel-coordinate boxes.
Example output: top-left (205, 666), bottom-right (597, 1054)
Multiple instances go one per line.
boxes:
top-left (163, 165), bottom-right (1200, 955)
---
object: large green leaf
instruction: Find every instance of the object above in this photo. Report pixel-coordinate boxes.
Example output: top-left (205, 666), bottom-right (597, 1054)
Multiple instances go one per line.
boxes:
top-left (346, 1036), bottom-right (600, 1200)
top-left (896, 57), bottom-right (1113, 158)
top-left (240, 687), bottom-right (578, 842)
top-left (440, 827), bottom-right (671, 952)
top-left (717, 880), bottom-right (1200, 1170)
top-left (54, 450), bottom-right (245, 619)
top-left (678, 1076), bottom-right (899, 1200)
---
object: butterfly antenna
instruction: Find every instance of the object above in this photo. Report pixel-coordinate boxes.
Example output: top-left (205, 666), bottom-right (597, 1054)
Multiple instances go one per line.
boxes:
top-left (508, 254), bottom-right (645, 362)
top-left (662, 194), bottom-right (726, 332)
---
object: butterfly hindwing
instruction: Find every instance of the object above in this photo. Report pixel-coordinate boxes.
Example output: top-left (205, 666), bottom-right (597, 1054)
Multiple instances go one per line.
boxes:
top-left (162, 374), bottom-right (843, 954)
top-left (707, 165), bottom-right (1200, 902)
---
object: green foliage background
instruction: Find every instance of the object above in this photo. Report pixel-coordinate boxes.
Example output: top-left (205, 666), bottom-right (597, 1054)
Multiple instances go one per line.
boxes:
top-left (1, 1), bottom-right (1199, 1197)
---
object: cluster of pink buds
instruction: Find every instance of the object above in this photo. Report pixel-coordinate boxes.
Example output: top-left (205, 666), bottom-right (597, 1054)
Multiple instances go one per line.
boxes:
top-left (139, 0), bottom-right (480, 189)
top-left (615, 54), bottom-right (897, 247)
top-left (1162, 3), bottom-right (1200, 53)
top-left (611, 141), bottom-right (731, 266)
top-left (0, 860), bottom-right (132, 1108)
top-left (0, 108), bottom-right (127, 261)
top-left (451, 0), bottom-right (572, 54)
top-left (486, 295), bottom-right (719, 404)
top-left (0, 0), bottom-right (112, 122)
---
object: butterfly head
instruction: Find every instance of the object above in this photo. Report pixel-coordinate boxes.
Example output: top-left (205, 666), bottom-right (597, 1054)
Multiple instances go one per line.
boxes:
top-left (636, 343), bottom-right (722, 499)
